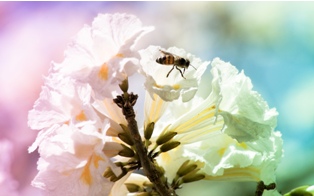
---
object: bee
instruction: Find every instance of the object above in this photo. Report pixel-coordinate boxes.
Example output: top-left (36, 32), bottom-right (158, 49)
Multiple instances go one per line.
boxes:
top-left (156, 49), bottom-right (196, 79)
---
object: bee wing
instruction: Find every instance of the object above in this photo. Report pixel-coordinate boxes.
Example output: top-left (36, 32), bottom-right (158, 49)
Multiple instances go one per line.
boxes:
top-left (159, 49), bottom-right (182, 59)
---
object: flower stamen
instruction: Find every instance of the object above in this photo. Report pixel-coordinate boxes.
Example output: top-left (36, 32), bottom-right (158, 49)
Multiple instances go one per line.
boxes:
top-left (98, 63), bottom-right (109, 80)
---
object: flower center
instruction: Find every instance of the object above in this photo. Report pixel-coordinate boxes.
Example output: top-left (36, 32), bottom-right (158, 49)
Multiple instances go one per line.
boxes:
top-left (98, 63), bottom-right (109, 80)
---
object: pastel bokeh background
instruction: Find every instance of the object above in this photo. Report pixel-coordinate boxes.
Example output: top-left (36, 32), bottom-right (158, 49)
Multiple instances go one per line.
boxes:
top-left (1, 2), bottom-right (314, 195)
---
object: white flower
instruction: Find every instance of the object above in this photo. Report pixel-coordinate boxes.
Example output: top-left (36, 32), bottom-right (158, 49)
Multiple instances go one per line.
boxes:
top-left (28, 75), bottom-right (102, 152)
top-left (32, 124), bottom-right (115, 195)
top-left (28, 74), bottom-right (121, 195)
top-left (131, 57), bottom-right (282, 194)
top-left (112, 56), bottom-right (281, 195)
top-left (139, 45), bottom-right (210, 102)
top-left (53, 13), bottom-right (153, 99)
top-left (29, 13), bottom-right (154, 195)
top-left (211, 58), bottom-right (278, 142)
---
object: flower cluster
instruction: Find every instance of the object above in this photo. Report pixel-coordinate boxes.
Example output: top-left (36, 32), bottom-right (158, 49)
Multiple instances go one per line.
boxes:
top-left (29, 13), bottom-right (283, 196)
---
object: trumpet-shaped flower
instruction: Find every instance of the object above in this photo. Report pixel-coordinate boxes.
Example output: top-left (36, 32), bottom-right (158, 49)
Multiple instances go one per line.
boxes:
top-left (139, 45), bottom-right (210, 102)
top-left (152, 58), bottom-right (282, 194)
top-left (32, 123), bottom-right (119, 195)
top-left (53, 13), bottom-right (153, 99)
top-left (28, 13), bottom-right (152, 195)
top-left (109, 57), bottom-right (282, 195)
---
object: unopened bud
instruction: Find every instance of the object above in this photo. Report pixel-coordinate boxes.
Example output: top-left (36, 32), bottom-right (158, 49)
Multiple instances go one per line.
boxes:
top-left (181, 169), bottom-right (205, 183)
top-left (119, 144), bottom-right (135, 157)
top-left (182, 173), bottom-right (205, 183)
top-left (143, 181), bottom-right (154, 189)
top-left (118, 132), bottom-right (134, 146)
top-left (125, 183), bottom-right (141, 193)
top-left (156, 131), bottom-right (177, 145)
top-left (144, 122), bottom-right (155, 140)
top-left (160, 141), bottom-right (180, 152)
top-left (104, 166), bottom-right (127, 182)
top-left (103, 167), bottom-right (114, 179)
top-left (120, 124), bottom-right (129, 133)
top-left (119, 78), bottom-right (129, 93)
top-left (177, 160), bottom-right (197, 177)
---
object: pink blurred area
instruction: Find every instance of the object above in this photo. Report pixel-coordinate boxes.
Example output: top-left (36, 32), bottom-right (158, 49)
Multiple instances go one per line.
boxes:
top-left (0, 2), bottom-right (98, 195)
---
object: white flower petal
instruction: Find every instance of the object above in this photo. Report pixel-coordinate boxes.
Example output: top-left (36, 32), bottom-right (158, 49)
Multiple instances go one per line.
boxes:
top-left (210, 58), bottom-right (278, 142)
top-left (139, 45), bottom-right (210, 102)
top-left (33, 125), bottom-right (116, 195)
top-left (110, 173), bottom-right (149, 196)
top-left (144, 91), bottom-right (169, 128)
top-left (53, 13), bottom-right (153, 99)
top-left (219, 111), bottom-right (272, 142)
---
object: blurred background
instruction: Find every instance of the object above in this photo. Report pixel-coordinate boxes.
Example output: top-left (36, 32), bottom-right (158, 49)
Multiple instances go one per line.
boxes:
top-left (0, 2), bottom-right (313, 195)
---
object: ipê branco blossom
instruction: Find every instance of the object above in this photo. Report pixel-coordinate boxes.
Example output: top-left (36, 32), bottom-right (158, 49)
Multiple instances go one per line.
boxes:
top-left (28, 13), bottom-right (283, 196)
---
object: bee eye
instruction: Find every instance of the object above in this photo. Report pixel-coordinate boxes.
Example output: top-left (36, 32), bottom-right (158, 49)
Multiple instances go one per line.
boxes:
top-left (179, 59), bottom-right (186, 64)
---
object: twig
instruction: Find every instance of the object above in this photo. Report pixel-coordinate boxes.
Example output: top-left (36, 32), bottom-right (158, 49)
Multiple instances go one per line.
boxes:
top-left (114, 92), bottom-right (175, 196)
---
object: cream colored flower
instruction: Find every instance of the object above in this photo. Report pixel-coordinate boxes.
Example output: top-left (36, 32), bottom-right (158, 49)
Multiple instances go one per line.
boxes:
top-left (151, 58), bottom-right (282, 194)
top-left (53, 13), bottom-right (153, 99)
top-left (211, 58), bottom-right (278, 142)
top-left (32, 124), bottom-right (115, 195)
top-left (28, 13), bottom-right (153, 195)
top-left (139, 45), bottom-right (210, 102)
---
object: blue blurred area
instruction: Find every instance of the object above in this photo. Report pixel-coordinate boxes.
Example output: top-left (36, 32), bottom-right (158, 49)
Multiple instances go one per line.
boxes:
top-left (1, 2), bottom-right (313, 195)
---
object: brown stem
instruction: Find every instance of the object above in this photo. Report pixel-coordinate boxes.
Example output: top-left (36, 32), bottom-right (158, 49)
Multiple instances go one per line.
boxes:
top-left (114, 93), bottom-right (174, 196)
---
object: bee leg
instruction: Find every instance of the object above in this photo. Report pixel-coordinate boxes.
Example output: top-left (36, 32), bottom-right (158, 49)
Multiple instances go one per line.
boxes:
top-left (176, 66), bottom-right (186, 79)
top-left (166, 65), bottom-right (175, 77)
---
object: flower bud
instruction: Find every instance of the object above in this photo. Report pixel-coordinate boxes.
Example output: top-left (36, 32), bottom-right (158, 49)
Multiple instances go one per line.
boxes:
top-left (144, 122), bottom-right (155, 140)
top-left (156, 131), bottom-right (177, 145)
top-left (181, 169), bottom-right (205, 183)
top-left (177, 160), bottom-right (198, 177)
top-left (125, 183), bottom-right (141, 193)
top-left (118, 132), bottom-right (134, 146)
top-left (160, 141), bottom-right (180, 152)
top-left (118, 144), bottom-right (135, 157)
top-left (103, 167), bottom-right (114, 179)
top-left (119, 78), bottom-right (129, 93)
top-left (120, 124), bottom-right (130, 133)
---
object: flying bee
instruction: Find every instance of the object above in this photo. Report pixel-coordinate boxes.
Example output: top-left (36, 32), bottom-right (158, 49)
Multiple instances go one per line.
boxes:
top-left (156, 49), bottom-right (196, 79)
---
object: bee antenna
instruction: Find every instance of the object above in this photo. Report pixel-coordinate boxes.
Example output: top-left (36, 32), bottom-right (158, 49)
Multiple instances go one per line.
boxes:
top-left (190, 64), bottom-right (197, 70)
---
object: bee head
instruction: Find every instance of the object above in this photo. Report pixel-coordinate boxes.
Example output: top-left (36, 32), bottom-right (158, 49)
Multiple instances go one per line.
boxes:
top-left (186, 59), bottom-right (190, 66)
top-left (178, 58), bottom-right (189, 66)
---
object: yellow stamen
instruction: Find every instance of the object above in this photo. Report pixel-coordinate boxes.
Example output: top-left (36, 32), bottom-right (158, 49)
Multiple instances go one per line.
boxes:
top-left (80, 154), bottom-right (104, 185)
top-left (93, 154), bottom-right (104, 168)
top-left (175, 105), bottom-right (217, 134)
top-left (218, 147), bottom-right (226, 156)
top-left (76, 110), bottom-right (87, 121)
top-left (80, 157), bottom-right (92, 185)
top-left (154, 83), bottom-right (163, 88)
top-left (173, 84), bottom-right (180, 90)
top-left (98, 63), bottom-right (109, 80)
top-left (237, 142), bottom-right (248, 149)
top-left (115, 53), bottom-right (124, 58)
